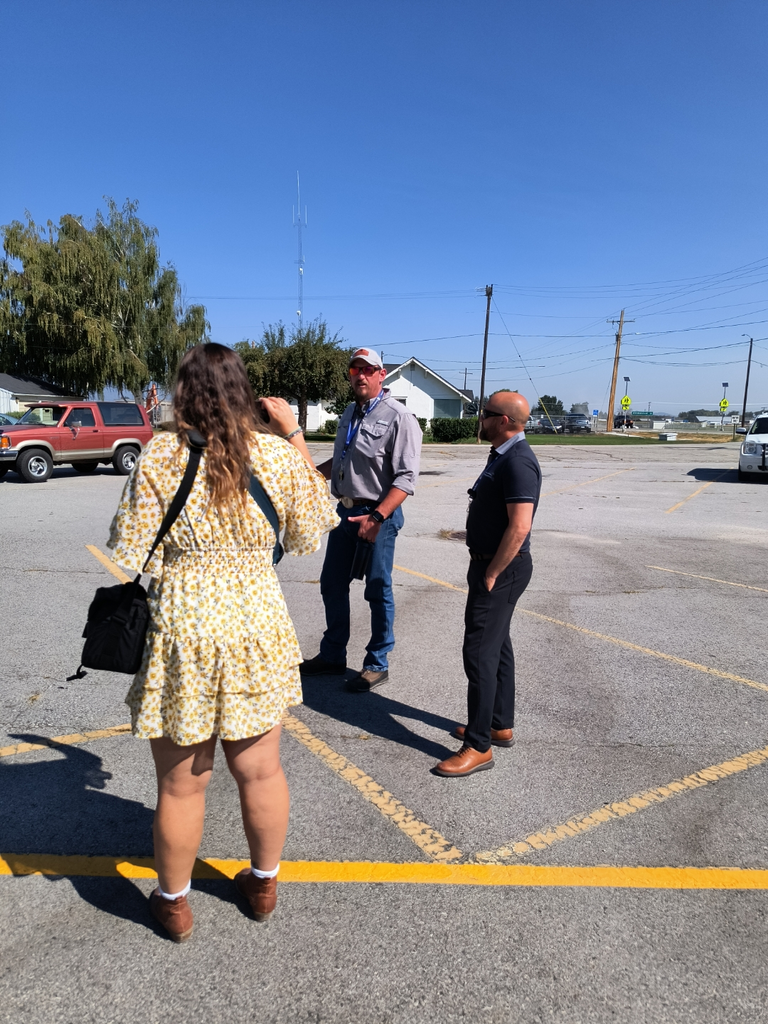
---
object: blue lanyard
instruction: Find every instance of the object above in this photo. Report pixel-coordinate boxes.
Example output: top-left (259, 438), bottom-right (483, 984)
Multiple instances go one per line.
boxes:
top-left (339, 394), bottom-right (384, 477)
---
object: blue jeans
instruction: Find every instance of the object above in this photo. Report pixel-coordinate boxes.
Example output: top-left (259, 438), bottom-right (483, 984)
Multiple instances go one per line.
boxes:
top-left (319, 503), bottom-right (403, 672)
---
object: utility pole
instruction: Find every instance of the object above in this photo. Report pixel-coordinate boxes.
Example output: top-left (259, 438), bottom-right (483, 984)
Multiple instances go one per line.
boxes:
top-left (293, 172), bottom-right (307, 326)
top-left (606, 310), bottom-right (634, 432)
top-left (741, 336), bottom-right (754, 427)
top-left (477, 284), bottom-right (493, 441)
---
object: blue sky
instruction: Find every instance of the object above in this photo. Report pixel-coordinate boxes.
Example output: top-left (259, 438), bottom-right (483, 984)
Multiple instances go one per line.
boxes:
top-left (3, 0), bottom-right (768, 414)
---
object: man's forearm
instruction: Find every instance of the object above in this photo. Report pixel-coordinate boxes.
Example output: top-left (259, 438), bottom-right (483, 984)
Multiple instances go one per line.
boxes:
top-left (486, 525), bottom-right (528, 581)
top-left (375, 486), bottom-right (409, 518)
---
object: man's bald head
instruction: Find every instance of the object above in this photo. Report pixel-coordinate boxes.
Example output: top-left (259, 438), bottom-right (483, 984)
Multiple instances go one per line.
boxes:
top-left (489, 391), bottom-right (530, 428)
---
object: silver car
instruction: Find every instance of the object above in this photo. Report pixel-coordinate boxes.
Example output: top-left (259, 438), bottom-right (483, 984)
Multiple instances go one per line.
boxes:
top-left (737, 415), bottom-right (768, 481)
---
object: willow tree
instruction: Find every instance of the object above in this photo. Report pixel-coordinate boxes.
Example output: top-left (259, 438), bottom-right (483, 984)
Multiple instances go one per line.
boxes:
top-left (0, 199), bottom-right (208, 398)
top-left (236, 318), bottom-right (351, 429)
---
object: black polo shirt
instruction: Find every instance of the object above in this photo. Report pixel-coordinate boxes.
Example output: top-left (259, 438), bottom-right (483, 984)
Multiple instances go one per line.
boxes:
top-left (465, 436), bottom-right (541, 555)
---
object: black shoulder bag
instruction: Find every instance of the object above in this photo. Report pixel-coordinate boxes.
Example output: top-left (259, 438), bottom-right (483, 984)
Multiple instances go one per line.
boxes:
top-left (67, 432), bottom-right (207, 680)
top-left (68, 433), bottom-right (284, 680)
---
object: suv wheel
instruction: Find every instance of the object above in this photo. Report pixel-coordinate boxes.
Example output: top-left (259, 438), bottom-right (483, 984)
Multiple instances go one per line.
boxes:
top-left (113, 445), bottom-right (139, 475)
top-left (72, 461), bottom-right (99, 473)
top-left (0, 465), bottom-right (8, 480)
top-left (18, 448), bottom-right (53, 483)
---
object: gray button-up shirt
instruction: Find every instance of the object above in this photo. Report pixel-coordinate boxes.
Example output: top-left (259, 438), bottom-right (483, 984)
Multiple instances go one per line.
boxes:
top-left (330, 389), bottom-right (422, 502)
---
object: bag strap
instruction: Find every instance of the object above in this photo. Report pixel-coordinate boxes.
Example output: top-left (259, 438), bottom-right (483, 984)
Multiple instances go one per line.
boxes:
top-left (140, 431), bottom-right (206, 575)
top-left (248, 471), bottom-right (284, 565)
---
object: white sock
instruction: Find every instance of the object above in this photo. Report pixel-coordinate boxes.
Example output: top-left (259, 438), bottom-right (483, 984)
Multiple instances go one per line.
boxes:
top-left (158, 880), bottom-right (191, 901)
top-left (250, 863), bottom-right (279, 879)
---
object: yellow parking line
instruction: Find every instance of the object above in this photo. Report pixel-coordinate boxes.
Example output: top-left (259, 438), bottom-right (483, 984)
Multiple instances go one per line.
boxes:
top-left (0, 724), bottom-right (132, 759)
top-left (647, 565), bottom-right (768, 594)
top-left (475, 742), bottom-right (768, 863)
top-left (542, 467), bottom-right (633, 497)
top-left (283, 713), bottom-right (461, 862)
top-left (393, 564), bottom-right (468, 593)
top-left (85, 544), bottom-right (131, 583)
top-left (392, 566), bottom-right (768, 695)
top-left (2, 854), bottom-right (768, 889)
top-left (665, 471), bottom-right (728, 514)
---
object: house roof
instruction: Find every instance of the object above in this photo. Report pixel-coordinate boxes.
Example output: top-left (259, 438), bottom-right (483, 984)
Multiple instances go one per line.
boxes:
top-left (0, 373), bottom-right (83, 401)
top-left (383, 357), bottom-right (470, 401)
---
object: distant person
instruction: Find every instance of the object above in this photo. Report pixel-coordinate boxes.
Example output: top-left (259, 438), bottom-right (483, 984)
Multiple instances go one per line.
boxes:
top-left (434, 391), bottom-right (541, 777)
top-left (301, 348), bottom-right (422, 691)
top-left (108, 343), bottom-right (338, 941)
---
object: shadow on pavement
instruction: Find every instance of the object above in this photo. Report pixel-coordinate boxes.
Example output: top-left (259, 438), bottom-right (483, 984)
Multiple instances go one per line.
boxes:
top-left (300, 677), bottom-right (457, 761)
top-left (0, 735), bottom-right (231, 935)
top-left (686, 468), bottom-right (744, 482)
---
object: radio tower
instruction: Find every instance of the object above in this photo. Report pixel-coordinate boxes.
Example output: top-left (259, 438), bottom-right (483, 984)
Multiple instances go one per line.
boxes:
top-left (293, 172), bottom-right (307, 325)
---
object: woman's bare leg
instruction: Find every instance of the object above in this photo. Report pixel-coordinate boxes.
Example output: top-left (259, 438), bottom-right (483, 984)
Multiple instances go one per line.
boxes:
top-left (222, 724), bottom-right (289, 871)
top-left (150, 736), bottom-right (217, 894)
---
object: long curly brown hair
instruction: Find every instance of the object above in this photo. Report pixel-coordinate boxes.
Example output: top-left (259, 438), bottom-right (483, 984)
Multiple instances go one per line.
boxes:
top-left (173, 343), bottom-right (267, 507)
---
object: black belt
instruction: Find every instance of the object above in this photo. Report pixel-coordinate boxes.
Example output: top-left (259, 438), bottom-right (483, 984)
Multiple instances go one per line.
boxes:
top-left (469, 550), bottom-right (525, 562)
top-left (338, 496), bottom-right (375, 509)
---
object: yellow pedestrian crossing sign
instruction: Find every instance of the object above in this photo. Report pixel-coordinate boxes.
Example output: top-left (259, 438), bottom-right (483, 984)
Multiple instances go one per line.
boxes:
top-left (719, 398), bottom-right (729, 413)
top-left (620, 395), bottom-right (631, 410)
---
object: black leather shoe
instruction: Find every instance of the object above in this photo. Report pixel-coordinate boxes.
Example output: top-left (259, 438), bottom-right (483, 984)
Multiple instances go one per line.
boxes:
top-left (300, 655), bottom-right (347, 676)
top-left (347, 669), bottom-right (389, 692)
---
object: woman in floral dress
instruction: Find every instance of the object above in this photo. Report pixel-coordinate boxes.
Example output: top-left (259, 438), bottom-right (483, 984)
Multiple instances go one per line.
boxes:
top-left (108, 343), bottom-right (338, 941)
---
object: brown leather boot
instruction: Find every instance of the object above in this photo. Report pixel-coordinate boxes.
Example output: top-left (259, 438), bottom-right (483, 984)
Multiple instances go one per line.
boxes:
top-left (149, 889), bottom-right (194, 942)
top-left (433, 744), bottom-right (494, 777)
top-left (452, 724), bottom-right (514, 748)
top-left (235, 869), bottom-right (278, 921)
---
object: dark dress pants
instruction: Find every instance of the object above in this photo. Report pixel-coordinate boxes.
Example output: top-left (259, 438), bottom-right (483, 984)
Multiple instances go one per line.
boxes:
top-left (463, 551), bottom-right (533, 753)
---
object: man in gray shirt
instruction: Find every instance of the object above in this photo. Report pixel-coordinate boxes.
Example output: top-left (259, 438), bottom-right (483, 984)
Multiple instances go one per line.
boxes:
top-left (301, 347), bottom-right (422, 691)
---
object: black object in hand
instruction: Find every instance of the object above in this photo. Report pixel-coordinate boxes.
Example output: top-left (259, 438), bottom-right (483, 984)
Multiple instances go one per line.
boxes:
top-left (350, 539), bottom-right (374, 580)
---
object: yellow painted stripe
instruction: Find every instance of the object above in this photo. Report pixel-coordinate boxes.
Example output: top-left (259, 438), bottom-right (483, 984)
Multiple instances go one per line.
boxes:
top-left (476, 743), bottom-right (768, 863)
top-left (85, 544), bottom-right (131, 583)
top-left (521, 609), bottom-right (768, 695)
top-left (2, 855), bottom-right (768, 889)
top-left (282, 713), bottom-right (462, 862)
top-left (647, 565), bottom-right (768, 594)
top-left (665, 471), bottom-right (728, 514)
top-left (392, 565), bottom-right (768, 695)
top-left (542, 467), bottom-right (633, 497)
top-left (393, 564), bottom-right (468, 593)
top-left (0, 724), bottom-right (132, 759)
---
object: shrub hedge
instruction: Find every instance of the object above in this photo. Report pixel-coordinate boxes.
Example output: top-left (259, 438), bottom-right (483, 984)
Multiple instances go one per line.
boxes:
top-left (430, 417), bottom-right (479, 442)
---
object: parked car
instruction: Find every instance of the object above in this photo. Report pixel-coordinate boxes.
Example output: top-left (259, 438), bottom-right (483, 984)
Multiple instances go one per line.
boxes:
top-left (736, 416), bottom-right (768, 481)
top-left (0, 413), bottom-right (18, 426)
top-left (0, 401), bottom-right (153, 482)
top-left (533, 417), bottom-right (564, 434)
top-left (563, 413), bottom-right (592, 434)
top-left (613, 415), bottom-right (636, 429)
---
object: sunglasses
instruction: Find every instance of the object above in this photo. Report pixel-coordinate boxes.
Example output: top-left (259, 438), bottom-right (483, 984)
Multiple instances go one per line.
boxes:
top-left (349, 365), bottom-right (380, 377)
top-left (480, 408), bottom-right (506, 419)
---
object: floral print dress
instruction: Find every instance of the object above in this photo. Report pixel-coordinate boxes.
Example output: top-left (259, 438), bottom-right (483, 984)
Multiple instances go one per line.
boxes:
top-left (107, 431), bottom-right (339, 746)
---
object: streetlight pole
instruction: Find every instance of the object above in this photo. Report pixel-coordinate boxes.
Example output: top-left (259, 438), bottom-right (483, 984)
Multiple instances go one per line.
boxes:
top-left (741, 336), bottom-right (754, 427)
top-left (477, 284), bottom-right (492, 442)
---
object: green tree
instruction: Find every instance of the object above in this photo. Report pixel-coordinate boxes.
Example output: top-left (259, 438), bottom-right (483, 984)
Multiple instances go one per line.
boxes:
top-left (570, 402), bottom-right (590, 415)
top-left (533, 394), bottom-right (564, 416)
top-left (237, 318), bottom-right (351, 429)
top-left (0, 199), bottom-right (208, 399)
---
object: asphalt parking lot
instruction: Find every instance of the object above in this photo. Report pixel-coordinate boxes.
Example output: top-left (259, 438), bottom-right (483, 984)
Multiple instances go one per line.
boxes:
top-left (2, 439), bottom-right (767, 1023)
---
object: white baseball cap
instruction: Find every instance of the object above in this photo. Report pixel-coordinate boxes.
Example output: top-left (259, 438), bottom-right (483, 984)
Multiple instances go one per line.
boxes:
top-left (349, 347), bottom-right (384, 369)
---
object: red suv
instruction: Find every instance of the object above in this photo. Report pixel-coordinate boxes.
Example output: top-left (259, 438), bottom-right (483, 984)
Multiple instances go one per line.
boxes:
top-left (0, 401), bottom-right (153, 483)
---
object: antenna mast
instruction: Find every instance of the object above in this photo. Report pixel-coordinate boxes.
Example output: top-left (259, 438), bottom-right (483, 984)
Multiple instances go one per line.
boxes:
top-left (293, 172), bottom-right (307, 325)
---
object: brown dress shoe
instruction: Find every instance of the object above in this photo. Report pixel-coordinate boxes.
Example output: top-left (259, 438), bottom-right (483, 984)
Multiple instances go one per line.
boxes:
top-left (433, 744), bottom-right (494, 777)
top-left (452, 724), bottom-right (514, 748)
top-left (149, 889), bottom-right (194, 942)
top-left (235, 869), bottom-right (278, 921)
top-left (348, 669), bottom-right (389, 692)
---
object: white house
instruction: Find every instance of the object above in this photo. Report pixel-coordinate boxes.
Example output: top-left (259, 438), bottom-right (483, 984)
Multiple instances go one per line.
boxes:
top-left (383, 357), bottom-right (471, 422)
top-left (0, 373), bottom-right (82, 414)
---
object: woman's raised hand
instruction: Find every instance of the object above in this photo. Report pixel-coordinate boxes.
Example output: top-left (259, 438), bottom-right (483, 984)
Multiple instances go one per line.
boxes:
top-left (259, 397), bottom-right (300, 437)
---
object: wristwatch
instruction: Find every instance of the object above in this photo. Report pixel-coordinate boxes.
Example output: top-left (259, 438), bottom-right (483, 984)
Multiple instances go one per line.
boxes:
top-left (369, 509), bottom-right (386, 524)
